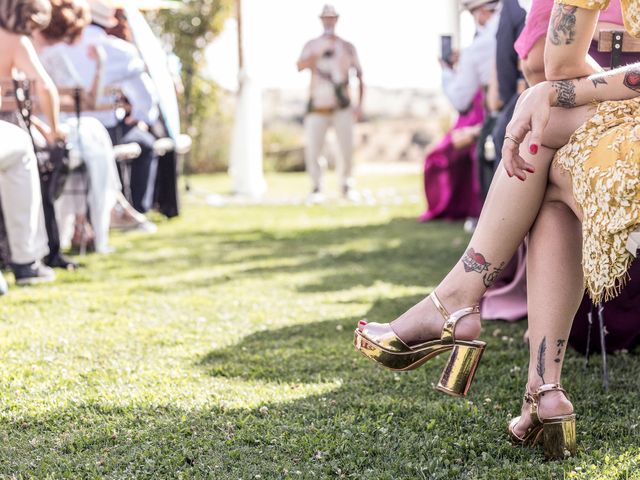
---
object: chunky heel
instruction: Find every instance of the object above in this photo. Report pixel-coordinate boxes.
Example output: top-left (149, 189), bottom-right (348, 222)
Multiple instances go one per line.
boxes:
top-left (542, 415), bottom-right (577, 460)
top-left (436, 342), bottom-right (486, 397)
top-left (508, 384), bottom-right (577, 460)
top-left (354, 292), bottom-right (482, 389)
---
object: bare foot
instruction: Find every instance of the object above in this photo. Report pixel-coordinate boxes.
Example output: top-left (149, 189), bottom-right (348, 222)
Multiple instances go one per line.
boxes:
top-left (388, 294), bottom-right (481, 347)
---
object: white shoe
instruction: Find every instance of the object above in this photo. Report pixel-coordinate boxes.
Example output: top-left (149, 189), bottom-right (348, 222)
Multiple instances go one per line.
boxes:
top-left (306, 190), bottom-right (326, 205)
top-left (343, 187), bottom-right (361, 203)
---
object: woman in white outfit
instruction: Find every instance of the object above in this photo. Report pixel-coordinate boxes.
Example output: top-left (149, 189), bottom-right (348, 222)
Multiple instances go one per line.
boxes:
top-left (32, 0), bottom-right (121, 254)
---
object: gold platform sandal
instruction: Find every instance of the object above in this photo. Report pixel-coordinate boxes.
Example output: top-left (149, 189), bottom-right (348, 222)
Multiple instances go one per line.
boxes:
top-left (353, 291), bottom-right (485, 397)
top-left (508, 384), bottom-right (577, 460)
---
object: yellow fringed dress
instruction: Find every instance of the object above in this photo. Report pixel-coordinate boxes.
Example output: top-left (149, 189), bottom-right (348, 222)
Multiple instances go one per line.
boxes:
top-left (555, 98), bottom-right (640, 302)
top-left (553, 0), bottom-right (640, 302)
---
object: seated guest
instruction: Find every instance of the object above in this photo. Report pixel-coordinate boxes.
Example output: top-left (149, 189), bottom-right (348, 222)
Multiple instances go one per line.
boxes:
top-left (59, 0), bottom-right (160, 214)
top-left (0, 120), bottom-right (54, 286)
top-left (419, 0), bottom-right (500, 223)
top-left (0, 0), bottom-right (78, 271)
top-left (32, 0), bottom-right (122, 254)
top-left (0, 0), bottom-right (62, 284)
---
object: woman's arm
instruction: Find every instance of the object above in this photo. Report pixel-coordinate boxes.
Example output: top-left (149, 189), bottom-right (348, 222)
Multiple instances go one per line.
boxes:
top-left (502, 62), bottom-right (640, 179)
top-left (544, 2), bottom-right (601, 80)
top-left (86, 44), bottom-right (105, 106)
top-left (13, 36), bottom-right (62, 141)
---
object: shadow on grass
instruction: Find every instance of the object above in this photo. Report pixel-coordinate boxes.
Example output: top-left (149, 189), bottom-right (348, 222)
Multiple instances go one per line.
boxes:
top-left (110, 218), bottom-right (469, 295)
top-left (4, 316), bottom-right (640, 478)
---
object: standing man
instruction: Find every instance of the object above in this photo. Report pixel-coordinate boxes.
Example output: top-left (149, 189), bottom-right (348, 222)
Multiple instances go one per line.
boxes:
top-left (297, 4), bottom-right (364, 201)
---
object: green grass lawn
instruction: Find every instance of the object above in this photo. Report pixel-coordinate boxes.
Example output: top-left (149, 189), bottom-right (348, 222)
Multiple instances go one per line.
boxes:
top-left (1, 172), bottom-right (640, 479)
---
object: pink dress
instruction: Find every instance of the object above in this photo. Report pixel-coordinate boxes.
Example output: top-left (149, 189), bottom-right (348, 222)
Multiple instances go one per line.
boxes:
top-left (418, 91), bottom-right (483, 221)
top-left (514, 0), bottom-right (623, 59)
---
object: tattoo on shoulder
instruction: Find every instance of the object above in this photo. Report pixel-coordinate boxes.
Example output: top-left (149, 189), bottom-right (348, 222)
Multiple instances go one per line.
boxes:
top-left (553, 80), bottom-right (576, 108)
top-left (623, 68), bottom-right (640, 93)
top-left (591, 76), bottom-right (608, 88)
top-left (549, 4), bottom-right (577, 46)
top-left (461, 248), bottom-right (491, 275)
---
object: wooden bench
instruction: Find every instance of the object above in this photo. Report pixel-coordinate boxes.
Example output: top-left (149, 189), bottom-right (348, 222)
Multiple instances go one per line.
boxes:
top-left (598, 29), bottom-right (640, 69)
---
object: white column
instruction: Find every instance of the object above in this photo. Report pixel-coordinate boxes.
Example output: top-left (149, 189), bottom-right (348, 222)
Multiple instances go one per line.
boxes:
top-left (228, 0), bottom-right (267, 197)
top-left (446, 0), bottom-right (461, 48)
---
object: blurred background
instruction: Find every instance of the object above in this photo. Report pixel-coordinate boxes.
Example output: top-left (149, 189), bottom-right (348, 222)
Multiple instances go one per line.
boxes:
top-left (165, 0), bottom-right (475, 176)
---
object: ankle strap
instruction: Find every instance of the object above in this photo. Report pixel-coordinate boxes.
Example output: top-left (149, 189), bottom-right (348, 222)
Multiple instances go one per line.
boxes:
top-left (430, 291), bottom-right (480, 345)
top-left (536, 383), bottom-right (570, 400)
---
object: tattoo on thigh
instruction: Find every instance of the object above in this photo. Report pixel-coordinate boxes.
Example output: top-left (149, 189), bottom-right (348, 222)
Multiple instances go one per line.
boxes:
top-left (461, 248), bottom-right (491, 275)
top-left (549, 4), bottom-right (577, 45)
top-left (623, 68), bottom-right (640, 93)
top-left (482, 261), bottom-right (505, 288)
top-left (537, 337), bottom-right (547, 383)
top-left (554, 338), bottom-right (566, 364)
top-left (553, 81), bottom-right (576, 108)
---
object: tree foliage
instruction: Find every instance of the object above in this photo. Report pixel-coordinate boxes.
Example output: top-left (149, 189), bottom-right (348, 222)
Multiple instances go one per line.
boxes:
top-left (150, 0), bottom-right (234, 171)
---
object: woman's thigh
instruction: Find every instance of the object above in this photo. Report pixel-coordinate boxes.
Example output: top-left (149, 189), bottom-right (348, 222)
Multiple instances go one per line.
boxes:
top-left (543, 105), bottom-right (596, 150)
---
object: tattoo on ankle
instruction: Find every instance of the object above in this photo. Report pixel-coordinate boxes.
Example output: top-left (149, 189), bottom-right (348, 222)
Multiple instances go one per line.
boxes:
top-left (553, 81), bottom-right (576, 108)
top-left (623, 68), bottom-right (640, 93)
top-left (554, 338), bottom-right (566, 364)
top-left (461, 248), bottom-right (491, 275)
top-left (537, 337), bottom-right (547, 383)
top-left (482, 261), bottom-right (505, 288)
top-left (549, 4), bottom-right (577, 45)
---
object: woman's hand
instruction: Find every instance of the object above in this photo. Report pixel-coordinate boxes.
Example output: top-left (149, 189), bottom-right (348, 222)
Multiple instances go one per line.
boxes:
top-left (502, 82), bottom-right (554, 181)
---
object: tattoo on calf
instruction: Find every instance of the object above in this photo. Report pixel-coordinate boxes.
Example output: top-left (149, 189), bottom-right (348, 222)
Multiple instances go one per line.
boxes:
top-left (549, 4), bottom-right (577, 46)
top-left (461, 248), bottom-right (491, 275)
top-left (623, 68), bottom-right (640, 93)
top-left (537, 337), bottom-right (547, 383)
top-left (483, 261), bottom-right (505, 288)
top-left (553, 81), bottom-right (576, 108)
top-left (554, 338), bottom-right (566, 364)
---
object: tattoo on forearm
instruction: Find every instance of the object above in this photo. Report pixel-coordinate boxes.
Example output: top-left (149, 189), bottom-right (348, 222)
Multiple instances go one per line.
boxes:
top-left (591, 76), bottom-right (608, 88)
top-left (537, 337), bottom-right (547, 383)
top-left (549, 4), bottom-right (577, 46)
top-left (623, 68), bottom-right (640, 93)
top-left (482, 261), bottom-right (505, 288)
top-left (553, 81), bottom-right (576, 108)
top-left (554, 338), bottom-right (566, 364)
top-left (461, 248), bottom-right (491, 275)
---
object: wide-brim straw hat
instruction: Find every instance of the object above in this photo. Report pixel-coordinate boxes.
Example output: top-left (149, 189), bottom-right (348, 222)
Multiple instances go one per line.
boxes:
top-left (460, 0), bottom-right (499, 11)
top-left (88, 0), bottom-right (118, 28)
top-left (319, 4), bottom-right (339, 18)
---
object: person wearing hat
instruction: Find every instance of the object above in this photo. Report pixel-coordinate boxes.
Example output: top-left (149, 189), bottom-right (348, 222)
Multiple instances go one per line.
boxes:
top-left (442, 0), bottom-right (501, 113)
top-left (297, 4), bottom-right (364, 201)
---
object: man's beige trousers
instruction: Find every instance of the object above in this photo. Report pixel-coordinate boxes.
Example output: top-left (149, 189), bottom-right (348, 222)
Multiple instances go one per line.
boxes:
top-left (304, 108), bottom-right (354, 192)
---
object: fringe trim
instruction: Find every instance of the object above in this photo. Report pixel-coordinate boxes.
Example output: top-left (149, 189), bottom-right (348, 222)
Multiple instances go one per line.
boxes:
top-left (587, 252), bottom-right (634, 304)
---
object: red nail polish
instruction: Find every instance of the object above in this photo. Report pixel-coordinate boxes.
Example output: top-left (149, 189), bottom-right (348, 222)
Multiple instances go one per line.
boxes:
top-left (529, 144), bottom-right (538, 154)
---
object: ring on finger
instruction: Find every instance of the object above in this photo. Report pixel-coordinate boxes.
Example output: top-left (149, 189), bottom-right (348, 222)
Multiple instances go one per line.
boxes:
top-left (504, 133), bottom-right (519, 144)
